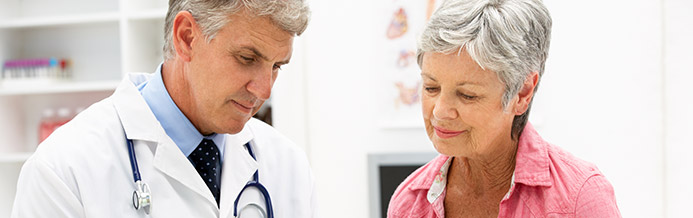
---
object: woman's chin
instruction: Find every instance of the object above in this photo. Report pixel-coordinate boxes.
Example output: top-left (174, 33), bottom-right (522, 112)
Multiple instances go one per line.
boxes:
top-left (432, 141), bottom-right (466, 157)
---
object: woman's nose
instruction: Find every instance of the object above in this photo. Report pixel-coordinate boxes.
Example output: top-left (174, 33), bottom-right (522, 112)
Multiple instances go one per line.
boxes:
top-left (432, 93), bottom-right (458, 120)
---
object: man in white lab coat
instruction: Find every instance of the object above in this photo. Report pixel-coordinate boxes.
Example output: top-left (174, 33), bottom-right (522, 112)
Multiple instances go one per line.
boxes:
top-left (12, 0), bottom-right (316, 217)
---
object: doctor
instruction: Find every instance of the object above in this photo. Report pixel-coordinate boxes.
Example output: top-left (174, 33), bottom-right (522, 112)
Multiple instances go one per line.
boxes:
top-left (12, 0), bottom-right (315, 217)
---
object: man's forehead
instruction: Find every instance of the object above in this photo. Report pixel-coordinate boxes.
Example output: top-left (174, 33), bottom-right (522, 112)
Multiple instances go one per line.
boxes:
top-left (228, 10), bottom-right (293, 42)
top-left (217, 12), bottom-right (294, 62)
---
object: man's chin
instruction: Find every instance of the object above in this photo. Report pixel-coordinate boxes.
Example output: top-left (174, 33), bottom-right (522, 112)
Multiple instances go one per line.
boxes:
top-left (216, 118), bottom-right (250, 134)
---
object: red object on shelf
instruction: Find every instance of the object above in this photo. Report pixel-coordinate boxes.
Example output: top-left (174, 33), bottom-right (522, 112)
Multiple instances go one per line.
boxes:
top-left (38, 108), bottom-right (74, 144)
top-left (38, 122), bottom-right (53, 144)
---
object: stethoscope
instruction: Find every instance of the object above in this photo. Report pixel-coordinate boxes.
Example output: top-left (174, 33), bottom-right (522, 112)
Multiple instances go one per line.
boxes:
top-left (127, 136), bottom-right (274, 217)
top-left (127, 137), bottom-right (151, 214)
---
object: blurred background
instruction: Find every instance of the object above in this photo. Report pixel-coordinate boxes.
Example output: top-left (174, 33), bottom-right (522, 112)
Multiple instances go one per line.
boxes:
top-left (0, 0), bottom-right (691, 217)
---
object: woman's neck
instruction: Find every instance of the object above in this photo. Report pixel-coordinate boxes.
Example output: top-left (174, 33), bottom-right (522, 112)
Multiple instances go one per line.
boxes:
top-left (447, 140), bottom-right (517, 198)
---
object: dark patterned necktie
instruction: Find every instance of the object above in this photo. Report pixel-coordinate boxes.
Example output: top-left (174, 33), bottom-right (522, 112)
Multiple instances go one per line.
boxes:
top-left (190, 139), bottom-right (222, 205)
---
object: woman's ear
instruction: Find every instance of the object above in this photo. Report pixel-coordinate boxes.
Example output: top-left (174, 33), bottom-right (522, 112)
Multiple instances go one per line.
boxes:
top-left (513, 71), bottom-right (539, 115)
top-left (172, 11), bottom-right (198, 62)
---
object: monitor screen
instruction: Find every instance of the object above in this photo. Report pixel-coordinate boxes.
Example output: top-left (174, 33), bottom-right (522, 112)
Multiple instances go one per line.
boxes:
top-left (368, 152), bottom-right (438, 218)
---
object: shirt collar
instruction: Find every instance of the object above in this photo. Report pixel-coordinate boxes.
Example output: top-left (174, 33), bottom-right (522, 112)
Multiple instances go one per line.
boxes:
top-left (407, 155), bottom-right (449, 191)
top-left (138, 63), bottom-right (226, 159)
top-left (426, 156), bottom-right (452, 203)
top-left (511, 123), bottom-right (552, 187)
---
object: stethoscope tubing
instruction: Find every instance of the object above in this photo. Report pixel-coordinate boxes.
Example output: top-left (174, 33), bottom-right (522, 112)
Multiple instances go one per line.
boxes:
top-left (126, 135), bottom-right (141, 183)
top-left (127, 134), bottom-right (151, 214)
top-left (232, 143), bottom-right (274, 218)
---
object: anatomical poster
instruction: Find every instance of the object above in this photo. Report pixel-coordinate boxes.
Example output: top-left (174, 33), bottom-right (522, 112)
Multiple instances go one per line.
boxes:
top-left (378, 0), bottom-right (439, 128)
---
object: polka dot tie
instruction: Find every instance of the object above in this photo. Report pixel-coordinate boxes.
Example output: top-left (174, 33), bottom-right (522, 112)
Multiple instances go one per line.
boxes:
top-left (190, 139), bottom-right (222, 205)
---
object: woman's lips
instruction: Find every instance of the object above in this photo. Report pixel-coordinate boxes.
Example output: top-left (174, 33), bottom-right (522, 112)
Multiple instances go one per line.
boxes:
top-left (434, 126), bottom-right (465, 139)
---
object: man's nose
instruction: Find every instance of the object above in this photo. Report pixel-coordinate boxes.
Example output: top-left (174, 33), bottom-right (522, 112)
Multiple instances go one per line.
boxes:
top-left (247, 68), bottom-right (274, 100)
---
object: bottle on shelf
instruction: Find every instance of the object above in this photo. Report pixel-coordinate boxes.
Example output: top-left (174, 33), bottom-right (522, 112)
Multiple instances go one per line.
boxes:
top-left (55, 107), bottom-right (73, 127)
top-left (75, 106), bottom-right (86, 116)
top-left (37, 107), bottom-right (78, 144)
top-left (38, 108), bottom-right (56, 143)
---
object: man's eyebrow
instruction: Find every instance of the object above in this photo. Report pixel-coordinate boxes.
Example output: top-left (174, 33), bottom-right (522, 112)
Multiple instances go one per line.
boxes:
top-left (239, 46), bottom-right (269, 62)
top-left (238, 46), bottom-right (290, 65)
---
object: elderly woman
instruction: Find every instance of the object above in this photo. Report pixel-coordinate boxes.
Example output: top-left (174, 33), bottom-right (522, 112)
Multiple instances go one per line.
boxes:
top-left (387, 0), bottom-right (621, 217)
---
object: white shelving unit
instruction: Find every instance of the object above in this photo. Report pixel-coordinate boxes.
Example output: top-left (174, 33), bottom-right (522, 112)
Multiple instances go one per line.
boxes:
top-left (0, 12), bottom-right (121, 29)
top-left (0, 0), bottom-right (168, 216)
top-left (0, 153), bottom-right (32, 163)
top-left (0, 80), bottom-right (121, 96)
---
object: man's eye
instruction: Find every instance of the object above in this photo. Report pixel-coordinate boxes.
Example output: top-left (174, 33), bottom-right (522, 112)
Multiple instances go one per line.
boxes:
top-left (273, 64), bottom-right (282, 70)
top-left (240, 56), bottom-right (255, 63)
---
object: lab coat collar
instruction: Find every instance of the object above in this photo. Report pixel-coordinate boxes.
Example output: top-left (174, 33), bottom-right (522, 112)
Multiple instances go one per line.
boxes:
top-left (113, 73), bottom-right (220, 209)
top-left (113, 73), bottom-right (162, 142)
top-left (220, 123), bottom-right (257, 218)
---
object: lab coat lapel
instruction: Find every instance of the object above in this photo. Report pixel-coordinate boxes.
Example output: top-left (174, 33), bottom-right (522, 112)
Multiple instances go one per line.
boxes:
top-left (114, 73), bottom-right (218, 208)
top-left (113, 73), bottom-right (160, 142)
top-left (220, 125), bottom-right (257, 218)
top-left (153, 137), bottom-right (219, 207)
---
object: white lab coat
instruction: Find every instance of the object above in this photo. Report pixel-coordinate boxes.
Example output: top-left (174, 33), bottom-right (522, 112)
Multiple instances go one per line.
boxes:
top-left (11, 73), bottom-right (317, 218)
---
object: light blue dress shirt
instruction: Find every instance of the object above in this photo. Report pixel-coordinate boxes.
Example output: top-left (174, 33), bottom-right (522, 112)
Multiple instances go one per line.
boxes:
top-left (137, 64), bottom-right (226, 162)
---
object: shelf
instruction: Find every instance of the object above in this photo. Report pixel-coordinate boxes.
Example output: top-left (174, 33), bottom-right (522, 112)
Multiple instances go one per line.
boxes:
top-left (0, 152), bottom-right (32, 163)
top-left (0, 80), bottom-right (120, 96)
top-left (126, 9), bottom-right (167, 21)
top-left (0, 12), bottom-right (121, 29)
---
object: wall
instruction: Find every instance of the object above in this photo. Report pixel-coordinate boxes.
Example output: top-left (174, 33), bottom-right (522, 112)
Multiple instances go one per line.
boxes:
top-left (271, 0), bottom-right (693, 217)
top-left (663, 0), bottom-right (693, 217)
top-left (536, 0), bottom-right (663, 217)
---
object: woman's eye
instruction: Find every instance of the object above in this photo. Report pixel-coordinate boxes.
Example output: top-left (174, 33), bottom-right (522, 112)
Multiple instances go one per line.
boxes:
top-left (424, 87), bottom-right (439, 93)
top-left (458, 92), bottom-right (477, 100)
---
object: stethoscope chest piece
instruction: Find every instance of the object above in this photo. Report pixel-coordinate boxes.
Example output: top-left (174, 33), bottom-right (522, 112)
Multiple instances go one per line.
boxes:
top-left (133, 180), bottom-right (152, 214)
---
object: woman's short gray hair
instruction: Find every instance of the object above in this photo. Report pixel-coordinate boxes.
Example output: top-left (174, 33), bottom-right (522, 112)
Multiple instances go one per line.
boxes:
top-left (418, 0), bottom-right (551, 138)
top-left (163, 0), bottom-right (310, 60)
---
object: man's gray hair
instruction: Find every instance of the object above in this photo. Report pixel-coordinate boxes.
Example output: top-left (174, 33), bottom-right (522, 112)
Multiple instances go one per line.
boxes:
top-left (163, 0), bottom-right (310, 60)
top-left (417, 0), bottom-right (551, 138)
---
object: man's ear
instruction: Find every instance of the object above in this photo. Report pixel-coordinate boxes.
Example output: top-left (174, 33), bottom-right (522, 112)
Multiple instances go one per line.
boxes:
top-left (172, 11), bottom-right (198, 62)
top-left (513, 71), bottom-right (539, 115)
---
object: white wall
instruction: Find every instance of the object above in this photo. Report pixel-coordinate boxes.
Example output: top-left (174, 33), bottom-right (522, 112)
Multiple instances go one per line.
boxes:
top-left (271, 0), bottom-right (693, 217)
top-left (664, 0), bottom-right (693, 217)
top-left (272, 37), bottom-right (310, 154)
top-left (537, 0), bottom-right (664, 217)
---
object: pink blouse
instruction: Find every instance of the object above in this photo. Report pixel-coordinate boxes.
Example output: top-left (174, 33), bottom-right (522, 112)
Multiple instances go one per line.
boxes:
top-left (387, 124), bottom-right (621, 218)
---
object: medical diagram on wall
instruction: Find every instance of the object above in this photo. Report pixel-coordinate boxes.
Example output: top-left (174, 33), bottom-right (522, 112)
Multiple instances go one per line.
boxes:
top-left (378, 0), bottom-right (438, 128)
